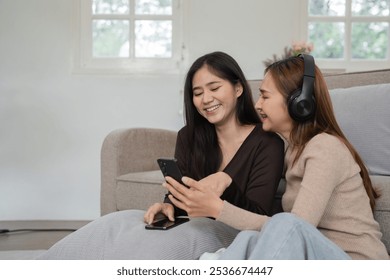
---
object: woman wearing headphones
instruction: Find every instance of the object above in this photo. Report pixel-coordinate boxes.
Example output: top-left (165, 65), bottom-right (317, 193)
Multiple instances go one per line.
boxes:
top-left (166, 54), bottom-right (388, 259)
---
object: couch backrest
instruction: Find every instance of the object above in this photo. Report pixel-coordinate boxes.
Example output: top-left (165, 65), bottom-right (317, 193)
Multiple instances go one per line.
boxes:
top-left (330, 83), bottom-right (390, 176)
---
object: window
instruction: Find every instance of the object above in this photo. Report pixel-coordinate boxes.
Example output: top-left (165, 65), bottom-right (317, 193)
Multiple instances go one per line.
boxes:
top-left (74, 0), bottom-right (184, 74)
top-left (303, 0), bottom-right (390, 70)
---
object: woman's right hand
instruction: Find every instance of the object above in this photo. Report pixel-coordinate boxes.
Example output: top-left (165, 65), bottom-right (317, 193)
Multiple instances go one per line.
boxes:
top-left (144, 202), bottom-right (175, 225)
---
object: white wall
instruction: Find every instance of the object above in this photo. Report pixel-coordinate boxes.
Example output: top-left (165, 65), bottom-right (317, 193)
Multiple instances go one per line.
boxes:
top-left (0, 0), bottom-right (302, 220)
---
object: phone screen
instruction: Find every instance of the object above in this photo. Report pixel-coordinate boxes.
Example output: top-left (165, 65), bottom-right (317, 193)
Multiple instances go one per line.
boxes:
top-left (145, 217), bottom-right (189, 230)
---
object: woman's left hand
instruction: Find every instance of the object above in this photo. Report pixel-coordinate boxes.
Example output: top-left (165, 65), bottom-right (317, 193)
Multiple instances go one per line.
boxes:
top-left (198, 172), bottom-right (232, 197)
top-left (164, 176), bottom-right (224, 218)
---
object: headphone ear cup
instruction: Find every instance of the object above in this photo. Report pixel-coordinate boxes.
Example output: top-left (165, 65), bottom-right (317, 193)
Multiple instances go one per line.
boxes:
top-left (288, 89), bottom-right (302, 121)
top-left (288, 89), bottom-right (316, 122)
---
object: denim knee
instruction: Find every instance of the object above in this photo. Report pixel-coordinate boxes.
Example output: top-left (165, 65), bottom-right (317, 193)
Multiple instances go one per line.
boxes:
top-left (263, 213), bottom-right (304, 234)
top-left (268, 212), bottom-right (301, 224)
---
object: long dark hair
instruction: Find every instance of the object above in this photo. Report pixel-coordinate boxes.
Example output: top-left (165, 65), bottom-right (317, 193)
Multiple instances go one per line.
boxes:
top-left (265, 56), bottom-right (378, 210)
top-left (183, 51), bottom-right (260, 179)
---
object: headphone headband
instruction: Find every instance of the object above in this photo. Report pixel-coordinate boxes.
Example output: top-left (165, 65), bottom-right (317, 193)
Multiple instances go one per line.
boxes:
top-left (300, 53), bottom-right (315, 78)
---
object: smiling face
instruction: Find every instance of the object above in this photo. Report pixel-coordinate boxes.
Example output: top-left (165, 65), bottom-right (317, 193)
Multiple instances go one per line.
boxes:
top-left (255, 73), bottom-right (293, 140)
top-left (192, 65), bottom-right (242, 127)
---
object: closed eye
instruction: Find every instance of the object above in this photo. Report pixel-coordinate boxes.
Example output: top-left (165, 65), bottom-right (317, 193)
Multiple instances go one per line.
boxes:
top-left (259, 89), bottom-right (269, 99)
top-left (193, 91), bottom-right (203, 97)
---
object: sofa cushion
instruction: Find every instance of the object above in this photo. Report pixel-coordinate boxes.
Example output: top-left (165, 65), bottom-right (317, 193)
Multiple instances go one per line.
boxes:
top-left (116, 170), bottom-right (166, 211)
top-left (330, 83), bottom-right (390, 176)
top-left (329, 83), bottom-right (390, 254)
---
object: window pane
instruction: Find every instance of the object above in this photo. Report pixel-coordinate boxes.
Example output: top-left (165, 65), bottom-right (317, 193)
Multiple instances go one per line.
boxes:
top-left (92, 20), bottom-right (129, 57)
top-left (352, 0), bottom-right (390, 16)
top-left (135, 0), bottom-right (172, 15)
top-left (309, 0), bottom-right (345, 16)
top-left (92, 0), bottom-right (129, 14)
top-left (352, 22), bottom-right (388, 59)
top-left (135, 20), bottom-right (172, 58)
top-left (309, 22), bottom-right (344, 58)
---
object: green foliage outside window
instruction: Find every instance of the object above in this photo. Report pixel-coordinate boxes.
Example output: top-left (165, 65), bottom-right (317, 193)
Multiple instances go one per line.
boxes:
top-left (308, 0), bottom-right (389, 59)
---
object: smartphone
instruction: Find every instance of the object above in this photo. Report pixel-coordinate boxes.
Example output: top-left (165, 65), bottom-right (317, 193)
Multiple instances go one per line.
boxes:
top-left (157, 158), bottom-right (184, 183)
top-left (145, 217), bottom-right (189, 230)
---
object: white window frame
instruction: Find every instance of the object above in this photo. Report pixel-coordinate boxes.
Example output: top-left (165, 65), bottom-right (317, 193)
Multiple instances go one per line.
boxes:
top-left (300, 0), bottom-right (390, 72)
top-left (73, 0), bottom-right (185, 74)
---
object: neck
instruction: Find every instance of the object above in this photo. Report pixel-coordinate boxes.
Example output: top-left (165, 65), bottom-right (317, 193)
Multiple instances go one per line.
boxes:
top-left (215, 121), bottom-right (255, 171)
top-left (280, 131), bottom-right (290, 144)
top-left (277, 124), bottom-right (292, 144)
top-left (215, 120), bottom-right (243, 140)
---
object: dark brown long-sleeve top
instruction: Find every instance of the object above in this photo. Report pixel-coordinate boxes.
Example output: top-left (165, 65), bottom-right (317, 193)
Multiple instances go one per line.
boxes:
top-left (164, 124), bottom-right (284, 217)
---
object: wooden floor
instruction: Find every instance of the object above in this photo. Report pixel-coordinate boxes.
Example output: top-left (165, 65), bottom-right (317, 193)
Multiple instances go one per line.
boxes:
top-left (0, 220), bottom-right (90, 251)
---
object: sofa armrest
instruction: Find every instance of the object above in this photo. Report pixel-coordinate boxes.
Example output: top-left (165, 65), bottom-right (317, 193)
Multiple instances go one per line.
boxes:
top-left (101, 128), bottom-right (177, 216)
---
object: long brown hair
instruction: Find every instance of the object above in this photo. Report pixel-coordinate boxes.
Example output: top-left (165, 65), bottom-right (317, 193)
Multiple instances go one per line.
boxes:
top-left (265, 56), bottom-right (378, 210)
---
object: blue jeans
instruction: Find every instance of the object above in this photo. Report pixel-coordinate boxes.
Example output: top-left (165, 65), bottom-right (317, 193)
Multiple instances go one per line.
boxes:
top-left (216, 213), bottom-right (351, 260)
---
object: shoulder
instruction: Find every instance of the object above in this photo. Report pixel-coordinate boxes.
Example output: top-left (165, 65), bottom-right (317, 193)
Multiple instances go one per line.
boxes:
top-left (177, 125), bottom-right (188, 135)
top-left (293, 133), bottom-right (360, 189)
top-left (303, 133), bottom-right (351, 160)
top-left (251, 124), bottom-right (284, 147)
top-left (306, 133), bottom-right (344, 150)
top-left (175, 126), bottom-right (191, 149)
top-left (177, 126), bottom-right (190, 140)
top-left (242, 125), bottom-right (284, 160)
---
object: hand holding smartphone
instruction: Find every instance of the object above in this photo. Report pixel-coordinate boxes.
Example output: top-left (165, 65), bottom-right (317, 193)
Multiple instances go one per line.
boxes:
top-left (154, 158), bottom-right (189, 228)
top-left (157, 158), bottom-right (184, 184)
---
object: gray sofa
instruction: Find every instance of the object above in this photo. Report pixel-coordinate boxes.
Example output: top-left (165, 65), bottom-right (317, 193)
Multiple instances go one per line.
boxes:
top-left (101, 69), bottom-right (390, 255)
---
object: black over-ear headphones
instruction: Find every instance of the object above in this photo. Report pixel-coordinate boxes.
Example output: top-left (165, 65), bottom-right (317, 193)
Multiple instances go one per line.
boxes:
top-left (287, 54), bottom-right (316, 122)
